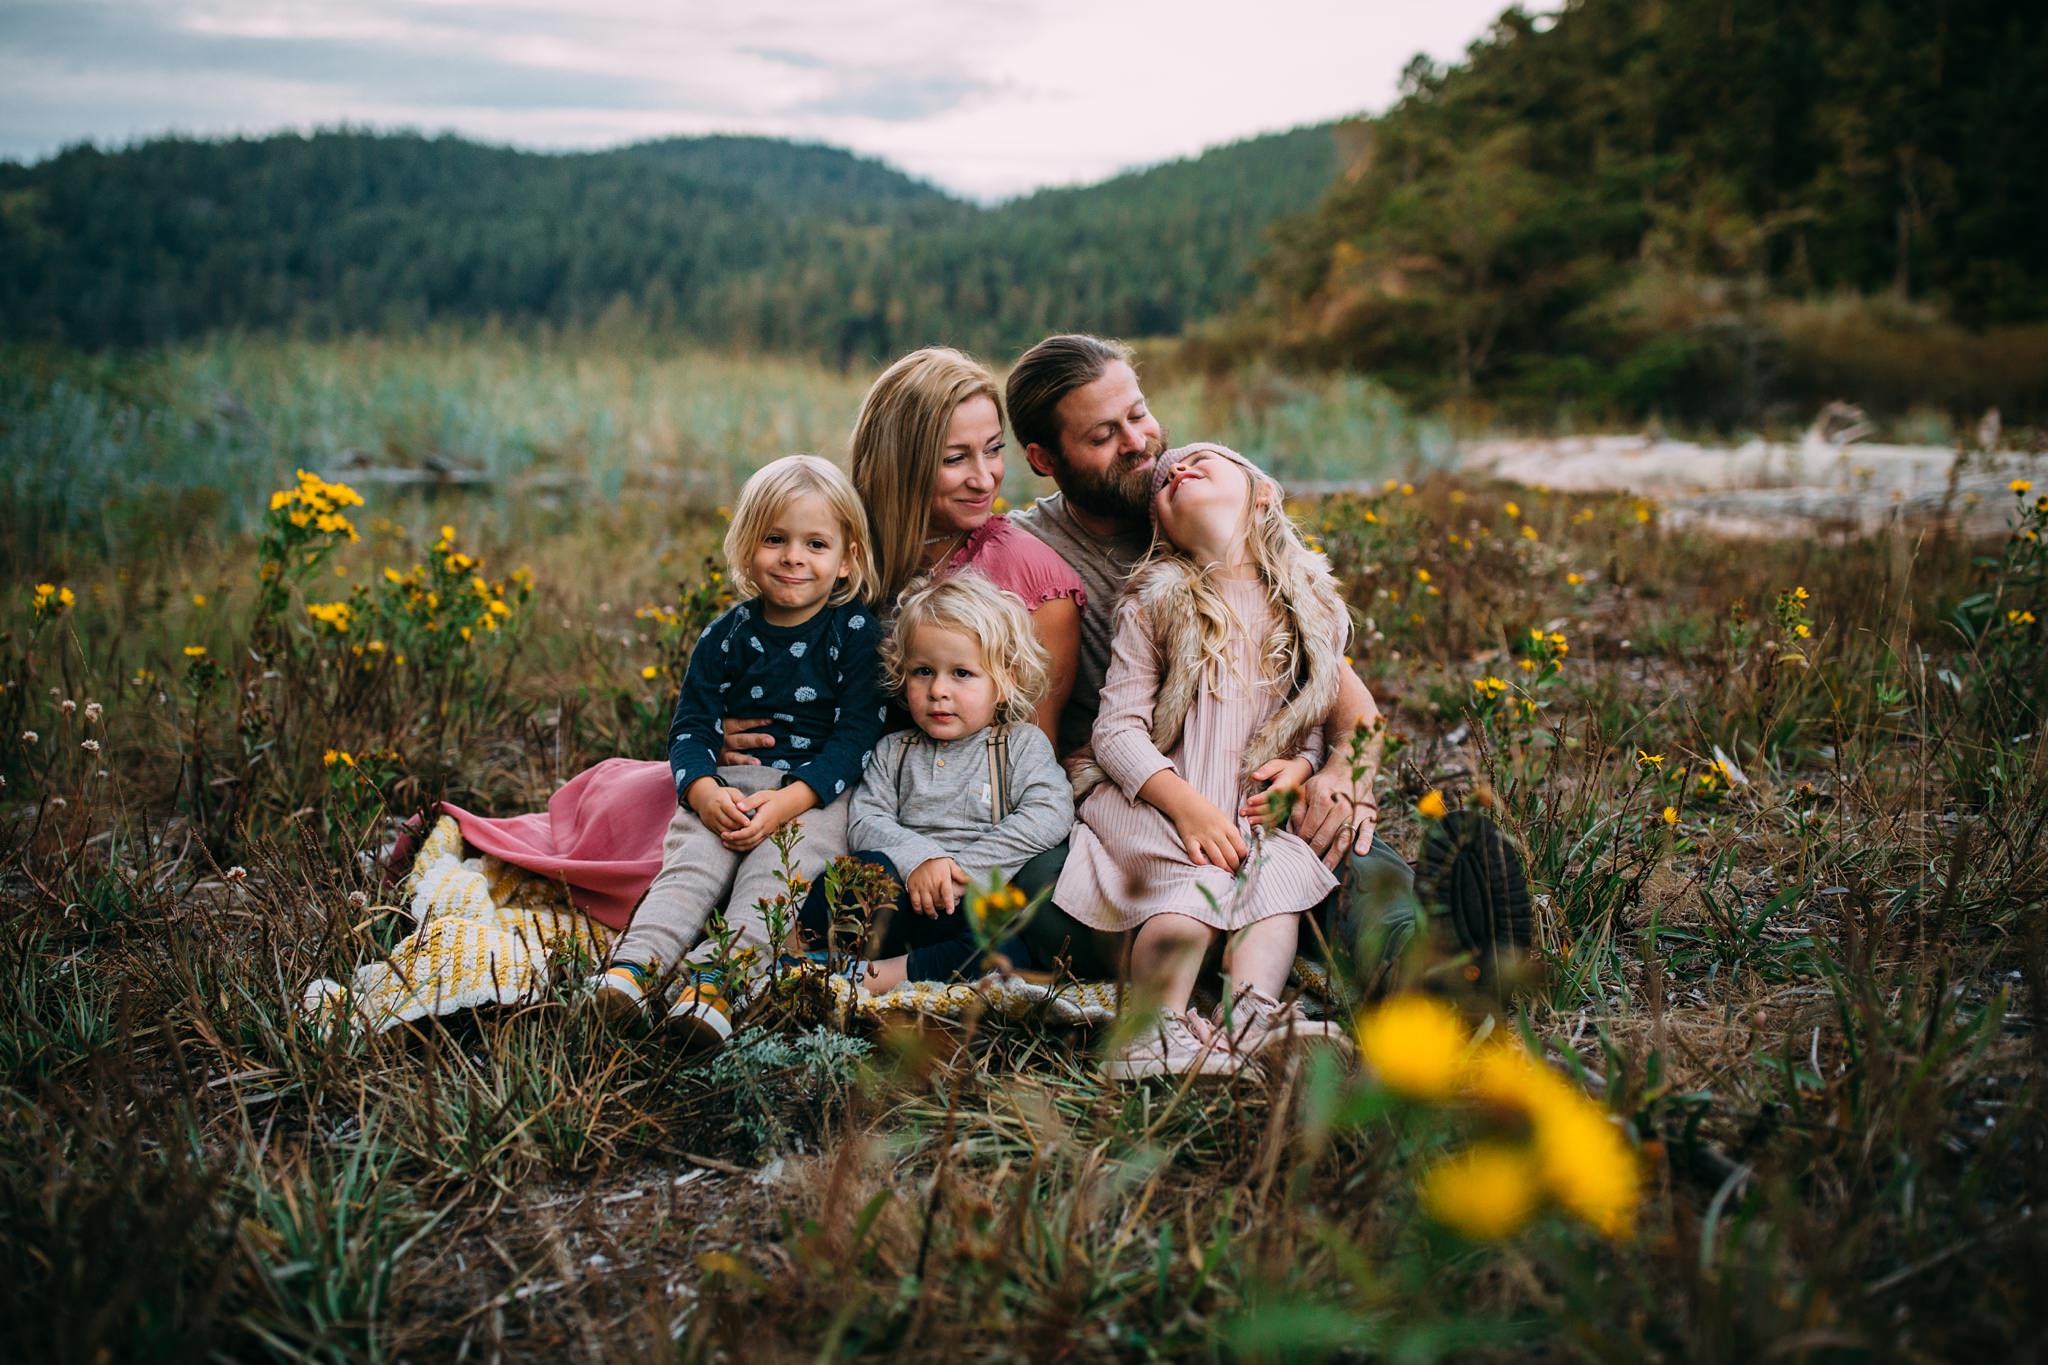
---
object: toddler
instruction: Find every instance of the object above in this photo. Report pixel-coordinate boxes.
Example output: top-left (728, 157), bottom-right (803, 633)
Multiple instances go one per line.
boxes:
top-left (594, 454), bottom-right (887, 1045)
top-left (800, 572), bottom-right (1074, 992)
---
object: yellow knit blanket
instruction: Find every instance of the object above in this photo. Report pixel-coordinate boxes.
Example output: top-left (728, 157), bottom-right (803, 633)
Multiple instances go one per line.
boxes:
top-left (301, 815), bottom-right (1136, 1033)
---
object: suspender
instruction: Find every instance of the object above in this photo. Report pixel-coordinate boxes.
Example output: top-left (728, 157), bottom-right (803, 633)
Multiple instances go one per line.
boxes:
top-left (891, 726), bottom-right (1013, 823)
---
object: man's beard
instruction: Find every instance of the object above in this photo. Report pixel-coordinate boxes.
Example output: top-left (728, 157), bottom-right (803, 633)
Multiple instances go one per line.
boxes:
top-left (1053, 429), bottom-right (1170, 524)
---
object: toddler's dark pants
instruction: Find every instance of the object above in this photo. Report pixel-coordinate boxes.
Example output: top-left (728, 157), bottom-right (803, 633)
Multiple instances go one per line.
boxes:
top-left (797, 852), bottom-right (1040, 983)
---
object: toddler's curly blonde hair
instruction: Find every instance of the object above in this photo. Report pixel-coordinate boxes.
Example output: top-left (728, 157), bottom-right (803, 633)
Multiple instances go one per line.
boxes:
top-left (881, 571), bottom-right (1049, 726)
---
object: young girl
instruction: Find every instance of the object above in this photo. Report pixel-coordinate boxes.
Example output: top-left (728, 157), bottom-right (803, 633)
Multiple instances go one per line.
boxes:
top-left (593, 454), bottom-right (888, 1045)
top-left (1055, 443), bottom-right (1352, 1079)
top-left (799, 572), bottom-right (1074, 993)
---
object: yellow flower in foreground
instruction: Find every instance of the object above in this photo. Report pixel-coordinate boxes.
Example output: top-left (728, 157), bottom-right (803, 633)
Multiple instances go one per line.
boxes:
top-left (1793, 585), bottom-right (1810, 601)
top-left (1415, 568), bottom-right (1431, 584)
top-left (640, 665), bottom-right (659, 680)
top-left (182, 644), bottom-right (207, 658)
top-left (1355, 993), bottom-right (1467, 1101)
top-left (1662, 805), bottom-right (1679, 826)
top-left (1504, 501), bottom-right (1521, 519)
top-left (191, 593), bottom-right (207, 607)
top-left (2011, 480), bottom-right (2034, 494)
top-left (1794, 623), bottom-right (1811, 639)
top-left (1532, 1094), bottom-right (1641, 1239)
top-left (1417, 789), bottom-right (1449, 820)
top-left (1420, 1144), bottom-right (1543, 1241)
top-left (1636, 750), bottom-right (1665, 768)
top-left (1566, 572), bottom-right (1584, 586)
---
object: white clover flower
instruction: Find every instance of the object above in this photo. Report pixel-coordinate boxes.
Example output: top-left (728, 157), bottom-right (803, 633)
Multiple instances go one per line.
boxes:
top-left (83, 701), bottom-right (103, 723)
top-left (59, 698), bottom-right (76, 716)
top-left (20, 730), bottom-right (37, 745)
top-left (81, 739), bottom-right (101, 753)
top-left (347, 890), bottom-right (369, 908)
top-left (224, 866), bottom-right (248, 883)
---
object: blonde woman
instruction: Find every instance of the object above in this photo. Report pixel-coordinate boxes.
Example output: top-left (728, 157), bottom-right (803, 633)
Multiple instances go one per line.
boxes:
top-left (1056, 444), bottom-right (1357, 1079)
top-left (797, 572), bottom-right (1073, 992)
top-left (725, 347), bottom-right (1084, 762)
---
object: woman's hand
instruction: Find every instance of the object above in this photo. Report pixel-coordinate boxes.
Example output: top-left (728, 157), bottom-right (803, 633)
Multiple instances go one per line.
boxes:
top-left (718, 784), bottom-right (817, 852)
top-left (1170, 794), bottom-right (1249, 873)
top-left (906, 857), bottom-right (968, 917)
top-left (719, 716), bottom-right (775, 766)
top-left (1241, 757), bottom-right (1314, 830)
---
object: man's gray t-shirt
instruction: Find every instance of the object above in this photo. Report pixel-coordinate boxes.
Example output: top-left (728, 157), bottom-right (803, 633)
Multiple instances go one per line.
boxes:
top-left (1008, 492), bottom-right (1154, 757)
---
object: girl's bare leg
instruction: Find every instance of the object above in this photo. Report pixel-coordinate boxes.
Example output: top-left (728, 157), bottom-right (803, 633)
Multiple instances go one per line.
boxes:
top-left (1221, 913), bottom-right (1300, 1000)
top-left (1126, 913), bottom-right (1217, 1014)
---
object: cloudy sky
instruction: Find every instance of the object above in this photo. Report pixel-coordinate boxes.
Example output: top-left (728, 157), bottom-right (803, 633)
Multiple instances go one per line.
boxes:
top-left (0, 0), bottom-right (1513, 200)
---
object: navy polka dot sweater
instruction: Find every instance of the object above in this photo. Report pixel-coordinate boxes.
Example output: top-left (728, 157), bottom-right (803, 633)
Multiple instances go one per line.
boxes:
top-left (665, 598), bottom-right (887, 807)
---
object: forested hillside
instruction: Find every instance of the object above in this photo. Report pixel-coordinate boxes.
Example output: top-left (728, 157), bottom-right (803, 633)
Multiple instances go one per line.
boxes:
top-left (1234, 0), bottom-right (2048, 420)
top-left (0, 125), bottom-right (1336, 362)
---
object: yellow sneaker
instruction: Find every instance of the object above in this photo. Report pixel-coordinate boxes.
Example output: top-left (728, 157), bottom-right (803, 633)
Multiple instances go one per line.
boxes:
top-left (665, 972), bottom-right (735, 1048)
top-left (589, 962), bottom-right (653, 1023)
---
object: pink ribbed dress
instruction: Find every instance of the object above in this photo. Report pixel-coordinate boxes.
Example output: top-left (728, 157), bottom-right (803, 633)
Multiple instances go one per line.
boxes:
top-left (1054, 579), bottom-right (1338, 933)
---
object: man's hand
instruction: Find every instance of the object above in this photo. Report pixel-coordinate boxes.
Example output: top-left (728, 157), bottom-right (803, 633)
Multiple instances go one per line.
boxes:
top-left (1241, 756), bottom-right (1314, 830)
top-left (906, 857), bottom-right (968, 917)
top-left (686, 777), bottom-right (752, 835)
top-left (719, 716), bottom-right (776, 766)
top-left (1170, 794), bottom-right (1249, 872)
top-left (1293, 765), bottom-right (1377, 870)
top-left (718, 784), bottom-right (816, 852)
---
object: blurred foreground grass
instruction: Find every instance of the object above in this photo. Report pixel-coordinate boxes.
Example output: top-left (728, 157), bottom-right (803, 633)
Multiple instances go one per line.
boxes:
top-left (2, 343), bottom-right (2045, 1360)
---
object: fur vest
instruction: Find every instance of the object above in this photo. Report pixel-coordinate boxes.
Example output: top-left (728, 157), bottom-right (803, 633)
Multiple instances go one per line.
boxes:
top-left (1068, 553), bottom-right (1348, 801)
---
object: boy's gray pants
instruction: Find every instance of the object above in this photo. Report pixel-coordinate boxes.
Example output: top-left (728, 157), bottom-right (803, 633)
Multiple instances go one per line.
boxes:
top-left (611, 766), bottom-right (850, 973)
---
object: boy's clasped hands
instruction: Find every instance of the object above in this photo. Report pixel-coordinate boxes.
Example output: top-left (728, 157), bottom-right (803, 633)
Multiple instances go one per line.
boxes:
top-left (685, 776), bottom-right (818, 852)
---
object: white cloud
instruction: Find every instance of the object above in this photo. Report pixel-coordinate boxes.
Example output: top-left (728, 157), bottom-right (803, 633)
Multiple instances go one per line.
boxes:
top-left (0, 0), bottom-right (1515, 198)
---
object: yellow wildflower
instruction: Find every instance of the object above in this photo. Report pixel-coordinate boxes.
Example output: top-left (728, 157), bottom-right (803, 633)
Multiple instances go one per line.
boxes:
top-left (1662, 805), bottom-right (1679, 826)
top-left (641, 665), bottom-right (659, 680)
top-left (1792, 586), bottom-right (1810, 601)
top-left (1531, 1096), bottom-right (1641, 1239)
top-left (1354, 993), bottom-right (1467, 1101)
top-left (192, 593), bottom-right (207, 607)
top-left (2011, 480), bottom-right (2033, 494)
top-left (1417, 788), bottom-right (1449, 820)
top-left (1567, 572), bottom-right (1584, 586)
top-left (1400, 482), bottom-right (1416, 496)
top-left (1636, 750), bottom-right (1664, 768)
top-left (1504, 501), bottom-right (1521, 519)
top-left (182, 644), bottom-right (207, 658)
top-left (1420, 1145), bottom-right (1543, 1241)
top-left (1416, 569), bottom-right (1431, 584)
top-left (2008, 609), bottom-right (2037, 626)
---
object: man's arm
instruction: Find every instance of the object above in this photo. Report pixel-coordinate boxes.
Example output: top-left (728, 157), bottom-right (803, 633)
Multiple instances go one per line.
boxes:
top-left (1293, 668), bottom-right (1385, 869)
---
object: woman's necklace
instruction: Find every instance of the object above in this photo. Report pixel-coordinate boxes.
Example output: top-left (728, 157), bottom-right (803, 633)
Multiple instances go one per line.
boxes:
top-left (922, 527), bottom-right (968, 568)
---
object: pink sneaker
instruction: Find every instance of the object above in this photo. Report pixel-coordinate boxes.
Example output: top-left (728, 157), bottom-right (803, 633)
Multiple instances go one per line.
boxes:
top-left (1105, 1010), bottom-right (1239, 1080)
top-left (1214, 985), bottom-right (1351, 1060)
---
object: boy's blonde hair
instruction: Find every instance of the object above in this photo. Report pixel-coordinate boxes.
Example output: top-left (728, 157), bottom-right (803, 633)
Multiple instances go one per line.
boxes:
top-left (882, 571), bottom-right (1048, 726)
top-left (849, 347), bottom-right (1004, 606)
top-left (723, 454), bottom-right (879, 607)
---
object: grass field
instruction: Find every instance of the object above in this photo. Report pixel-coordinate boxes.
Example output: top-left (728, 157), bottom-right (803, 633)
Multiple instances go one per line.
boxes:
top-left (3, 337), bottom-right (2045, 1360)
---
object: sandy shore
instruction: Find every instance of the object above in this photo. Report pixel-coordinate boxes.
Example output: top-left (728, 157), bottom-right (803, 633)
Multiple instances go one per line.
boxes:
top-left (1457, 432), bottom-right (2047, 537)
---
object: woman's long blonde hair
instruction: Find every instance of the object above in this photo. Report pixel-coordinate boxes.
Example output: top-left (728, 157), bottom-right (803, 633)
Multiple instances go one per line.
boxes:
top-left (1145, 444), bottom-right (1345, 694)
top-left (849, 347), bottom-right (1003, 606)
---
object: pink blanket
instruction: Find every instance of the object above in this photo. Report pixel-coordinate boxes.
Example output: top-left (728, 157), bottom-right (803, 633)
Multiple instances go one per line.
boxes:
top-left (442, 758), bottom-right (677, 930)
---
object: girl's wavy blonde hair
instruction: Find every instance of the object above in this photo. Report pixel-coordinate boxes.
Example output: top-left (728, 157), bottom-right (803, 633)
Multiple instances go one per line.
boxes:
top-left (722, 454), bottom-right (879, 607)
top-left (1144, 444), bottom-right (1344, 691)
top-left (849, 347), bottom-right (1004, 606)
top-left (881, 571), bottom-right (1049, 727)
